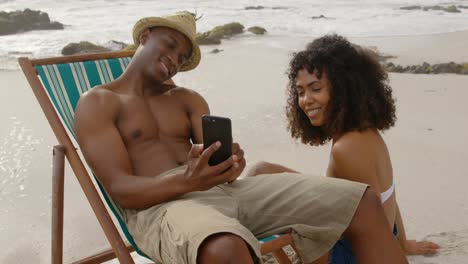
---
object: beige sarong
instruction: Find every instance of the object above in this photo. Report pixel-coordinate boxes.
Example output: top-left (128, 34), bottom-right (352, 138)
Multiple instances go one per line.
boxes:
top-left (124, 166), bottom-right (366, 264)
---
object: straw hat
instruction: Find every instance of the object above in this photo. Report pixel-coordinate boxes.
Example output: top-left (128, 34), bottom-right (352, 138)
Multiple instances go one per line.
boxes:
top-left (132, 11), bottom-right (201, 72)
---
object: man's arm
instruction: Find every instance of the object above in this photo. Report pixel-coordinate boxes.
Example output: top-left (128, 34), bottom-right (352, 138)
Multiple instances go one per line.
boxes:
top-left (182, 88), bottom-right (246, 181)
top-left (74, 90), bottom-right (191, 209)
top-left (74, 90), bottom-right (237, 209)
top-left (181, 88), bottom-right (209, 144)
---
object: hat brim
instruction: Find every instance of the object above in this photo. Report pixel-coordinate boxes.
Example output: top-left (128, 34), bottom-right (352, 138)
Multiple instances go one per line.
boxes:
top-left (133, 17), bottom-right (201, 72)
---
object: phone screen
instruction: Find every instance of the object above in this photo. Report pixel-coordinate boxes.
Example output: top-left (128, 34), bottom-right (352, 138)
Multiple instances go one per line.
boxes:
top-left (202, 115), bottom-right (233, 166)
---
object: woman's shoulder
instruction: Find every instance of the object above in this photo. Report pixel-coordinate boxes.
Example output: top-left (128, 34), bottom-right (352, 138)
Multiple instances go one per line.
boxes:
top-left (330, 130), bottom-right (383, 184)
top-left (332, 130), bottom-right (377, 154)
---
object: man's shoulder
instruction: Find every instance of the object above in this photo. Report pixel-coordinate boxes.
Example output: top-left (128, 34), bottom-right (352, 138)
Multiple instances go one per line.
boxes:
top-left (76, 85), bottom-right (120, 118)
top-left (79, 85), bottom-right (119, 105)
top-left (169, 86), bottom-right (202, 97)
top-left (169, 86), bottom-right (207, 105)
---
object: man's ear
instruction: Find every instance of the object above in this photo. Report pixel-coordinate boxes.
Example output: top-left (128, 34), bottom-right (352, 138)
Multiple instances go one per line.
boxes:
top-left (139, 28), bottom-right (152, 45)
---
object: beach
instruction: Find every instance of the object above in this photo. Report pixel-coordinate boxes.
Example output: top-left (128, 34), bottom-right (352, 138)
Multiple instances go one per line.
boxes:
top-left (1, 26), bottom-right (468, 264)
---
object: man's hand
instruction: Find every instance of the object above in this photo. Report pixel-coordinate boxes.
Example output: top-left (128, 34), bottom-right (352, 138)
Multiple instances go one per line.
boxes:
top-left (227, 143), bottom-right (246, 183)
top-left (404, 239), bottom-right (440, 255)
top-left (184, 142), bottom-right (240, 191)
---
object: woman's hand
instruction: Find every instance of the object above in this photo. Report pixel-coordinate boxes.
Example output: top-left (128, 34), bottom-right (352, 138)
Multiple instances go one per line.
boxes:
top-left (404, 239), bottom-right (440, 255)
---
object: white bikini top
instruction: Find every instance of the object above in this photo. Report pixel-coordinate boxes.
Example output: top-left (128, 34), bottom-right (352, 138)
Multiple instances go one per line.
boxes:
top-left (380, 182), bottom-right (395, 204)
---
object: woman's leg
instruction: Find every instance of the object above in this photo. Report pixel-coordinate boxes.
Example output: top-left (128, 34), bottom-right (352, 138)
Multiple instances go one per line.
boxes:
top-left (245, 161), bottom-right (300, 176)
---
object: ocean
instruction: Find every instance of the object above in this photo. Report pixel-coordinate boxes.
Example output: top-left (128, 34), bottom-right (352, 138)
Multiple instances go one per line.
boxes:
top-left (1, 0), bottom-right (468, 70)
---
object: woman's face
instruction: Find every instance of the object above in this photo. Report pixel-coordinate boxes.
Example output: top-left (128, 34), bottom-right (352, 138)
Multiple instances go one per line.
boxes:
top-left (295, 68), bottom-right (331, 127)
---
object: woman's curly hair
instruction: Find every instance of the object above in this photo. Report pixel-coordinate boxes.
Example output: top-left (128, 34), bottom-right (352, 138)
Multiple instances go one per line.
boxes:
top-left (286, 34), bottom-right (396, 145)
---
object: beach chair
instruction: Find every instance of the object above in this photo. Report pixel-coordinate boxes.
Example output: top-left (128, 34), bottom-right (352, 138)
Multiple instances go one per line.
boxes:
top-left (18, 51), bottom-right (296, 264)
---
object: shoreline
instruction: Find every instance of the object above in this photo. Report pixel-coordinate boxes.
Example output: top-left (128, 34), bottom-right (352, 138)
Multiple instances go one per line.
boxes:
top-left (3, 29), bottom-right (468, 72)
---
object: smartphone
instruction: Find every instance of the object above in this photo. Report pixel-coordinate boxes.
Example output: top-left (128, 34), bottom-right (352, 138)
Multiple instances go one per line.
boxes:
top-left (202, 115), bottom-right (233, 166)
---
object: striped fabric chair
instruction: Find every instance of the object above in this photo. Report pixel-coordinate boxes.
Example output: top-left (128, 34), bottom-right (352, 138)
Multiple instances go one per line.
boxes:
top-left (19, 51), bottom-right (295, 264)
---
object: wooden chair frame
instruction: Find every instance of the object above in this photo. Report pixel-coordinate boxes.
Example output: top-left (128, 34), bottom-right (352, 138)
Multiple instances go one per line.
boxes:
top-left (18, 51), bottom-right (295, 264)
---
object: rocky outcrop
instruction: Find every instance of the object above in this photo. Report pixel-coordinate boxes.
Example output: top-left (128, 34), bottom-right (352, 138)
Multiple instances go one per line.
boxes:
top-left (244, 6), bottom-right (288, 10)
top-left (384, 62), bottom-right (468, 75)
top-left (400, 5), bottom-right (421, 10)
top-left (400, 5), bottom-right (461, 13)
top-left (61, 41), bottom-right (110, 55)
top-left (311, 15), bottom-right (329, 19)
top-left (104, 40), bottom-right (129, 51)
top-left (211, 22), bottom-right (244, 37)
top-left (195, 32), bottom-right (222, 45)
top-left (248, 26), bottom-right (267, 35)
top-left (245, 6), bottom-right (266, 10)
top-left (196, 22), bottom-right (245, 45)
top-left (210, 48), bottom-right (223, 54)
top-left (370, 47), bottom-right (467, 75)
top-left (0, 8), bottom-right (64, 36)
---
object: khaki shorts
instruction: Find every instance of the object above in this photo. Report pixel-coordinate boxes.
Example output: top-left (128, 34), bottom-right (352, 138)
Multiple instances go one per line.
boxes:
top-left (124, 166), bottom-right (366, 264)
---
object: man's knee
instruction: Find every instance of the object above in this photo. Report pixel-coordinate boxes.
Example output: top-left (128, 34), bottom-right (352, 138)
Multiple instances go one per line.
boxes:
top-left (197, 233), bottom-right (252, 262)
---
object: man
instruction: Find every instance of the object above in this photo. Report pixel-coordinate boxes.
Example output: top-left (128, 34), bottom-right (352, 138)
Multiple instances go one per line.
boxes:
top-left (74, 11), bottom-right (408, 264)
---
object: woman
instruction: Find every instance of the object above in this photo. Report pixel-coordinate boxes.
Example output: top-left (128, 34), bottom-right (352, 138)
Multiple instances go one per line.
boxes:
top-left (249, 34), bottom-right (439, 263)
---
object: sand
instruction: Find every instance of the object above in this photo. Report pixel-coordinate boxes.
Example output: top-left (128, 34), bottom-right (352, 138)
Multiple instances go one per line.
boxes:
top-left (1, 30), bottom-right (468, 263)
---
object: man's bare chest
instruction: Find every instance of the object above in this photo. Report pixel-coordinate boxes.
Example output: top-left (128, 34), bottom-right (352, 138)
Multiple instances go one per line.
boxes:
top-left (115, 95), bottom-right (192, 145)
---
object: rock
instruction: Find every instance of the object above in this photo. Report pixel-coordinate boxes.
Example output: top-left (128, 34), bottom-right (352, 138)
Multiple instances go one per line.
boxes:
top-left (210, 48), bottom-right (223, 54)
top-left (401, 5), bottom-right (461, 13)
top-left (245, 6), bottom-right (288, 10)
top-left (245, 6), bottom-right (265, 10)
top-left (210, 22), bottom-right (244, 38)
top-left (385, 62), bottom-right (404, 73)
top-left (0, 8), bottom-right (64, 36)
top-left (458, 5), bottom-right (468, 9)
top-left (444, 5), bottom-right (461, 13)
top-left (432, 62), bottom-right (461, 74)
top-left (248, 26), bottom-right (267, 35)
top-left (311, 15), bottom-right (327, 19)
top-left (61, 41), bottom-right (111, 55)
top-left (195, 22), bottom-right (249, 46)
top-left (423, 5), bottom-right (444, 11)
top-left (196, 32), bottom-right (222, 45)
top-left (461, 63), bottom-right (468, 74)
top-left (414, 62), bottom-right (432, 74)
top-left (104, 40), bottom-right (129, 51)
top-left (400, 5), bottom-right (421, 10)
top-left (393, 64), bottom-right (405, 73)
top-left (422, 5), bottom-right (461, 13)
top-left (384, 62), bottom-right (395, 72)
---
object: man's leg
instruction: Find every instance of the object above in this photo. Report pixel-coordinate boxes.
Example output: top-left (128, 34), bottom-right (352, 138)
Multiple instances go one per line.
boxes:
top-left (222, 173), bottom-right (407, 264)
top-left (345, 188), bottom-right (407, 263)
top-left (126, 188), bottom-right (262, 264)
top-left (197, 233), bottom-right (254, 264)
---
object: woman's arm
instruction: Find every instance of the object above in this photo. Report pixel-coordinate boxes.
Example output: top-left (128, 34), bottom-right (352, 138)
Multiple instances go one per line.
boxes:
top-left (245, 161), bottom-right (300, 177)
top-left (395, 201), bottom-right (408, 247)
top-left (395, 201), bottom-right (440, 255)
